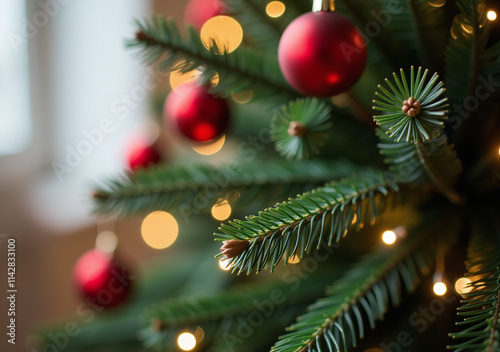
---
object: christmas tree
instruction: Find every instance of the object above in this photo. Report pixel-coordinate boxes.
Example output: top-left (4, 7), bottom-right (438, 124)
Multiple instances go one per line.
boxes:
top-left (38, 0), bottom-right (500, 351)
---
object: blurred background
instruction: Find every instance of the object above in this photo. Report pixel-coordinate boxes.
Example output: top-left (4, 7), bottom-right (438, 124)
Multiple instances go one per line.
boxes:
top-left (0, 1), bottom-right (228, 350)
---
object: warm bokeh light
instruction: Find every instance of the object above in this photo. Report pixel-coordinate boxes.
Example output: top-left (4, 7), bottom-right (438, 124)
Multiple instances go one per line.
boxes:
top-left (487, 10), bottom-right (497, 21)
top-left (461, 22), bottom-right (473, 35)
top-left (433, 281), bottom-right (447, 296)
top-left (427, 0), bottom-right (446, 7)
top-left (382, 230), bottom-right (397, 245)
top-left (219, 258), bottom-right (232, 271)
top-left (266, 1), bottom-right (286, 18)
top-left (211, 200), bottom-right (232, 221)
top-left (200, 16), bottom-right (243, 54)
top-left (95, 231), bottom-right (118, 253)
top-left (288, 255), bottom-right (300, 264)
top-left (498, 146), bottom-right (500, 156)
top-left (192, 134), bottom-right (226, 155)
top-left (177, 332), bottom-right (197, 351)
top-left (141, 211), bottom-right (179, 249)
top-left (331, 93), bottom-right (350, 107)
top-left (170, 66), bottom-right (197, 91)
top-left (455, 277), bottom-right (472, 295)
top-left (231, 90), bottom-right (253, 104)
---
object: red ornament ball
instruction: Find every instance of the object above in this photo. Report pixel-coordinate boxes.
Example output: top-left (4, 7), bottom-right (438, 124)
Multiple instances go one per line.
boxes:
top-left (184, 0), bottom-right (225, 31)
top-left (127, 139), bottom-right (162, 170)
top-left (73, 249), bottom-right (132, 308)
top-left (165, 84), bottom-right (230, 142)
top-left (278, 11), bottom-right (367, 97)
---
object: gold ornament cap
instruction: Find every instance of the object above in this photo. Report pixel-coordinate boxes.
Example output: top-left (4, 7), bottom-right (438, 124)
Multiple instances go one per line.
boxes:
top-left (313, 0), bottom-right (335, 12)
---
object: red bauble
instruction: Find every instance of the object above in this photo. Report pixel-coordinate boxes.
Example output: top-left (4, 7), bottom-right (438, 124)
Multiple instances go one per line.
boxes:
top-left (127, 139), bottom-right (162, 170)
top-left (165, 84), bottom-right (230, 142)
top-left (278, 11), bottom-right (367, 97)
top-left (184, 0), bottom-right (225, 31)
top-left (73, 249), bottom-right (132, 309)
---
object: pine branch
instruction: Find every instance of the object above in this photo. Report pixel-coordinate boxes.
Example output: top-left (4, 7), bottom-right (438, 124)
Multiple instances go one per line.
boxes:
top-left (129, 17), bottom-right (298, 103)
top-left (92, 159), bottom-right (359, 216)
top-left (139, 271), bottom-right (342, 351)
top-left (448, 211), bottom-right (500, 352)
top-left (377, 129), bottom-right (463, 201)
top-left (271, 98), bottom-right (333, 160)
top-left (373, 67), bottom-right (463, 202)
top-left (216, 170), bottom-right (402, 274)
top-left (272, 210), bottom-right (460, 352)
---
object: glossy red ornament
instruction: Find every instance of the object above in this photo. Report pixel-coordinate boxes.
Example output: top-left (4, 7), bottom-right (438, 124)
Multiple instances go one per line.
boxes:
top-left (127, 139), bottom-right (162, 170)
top-left (165, 84), bottom-right (230, 142)
top-left (278, 11), bottom-right (367, 97)
top-left (73, 249), bottom-right (132, 308)
top-left (184, 0), bottom-right (225, 31)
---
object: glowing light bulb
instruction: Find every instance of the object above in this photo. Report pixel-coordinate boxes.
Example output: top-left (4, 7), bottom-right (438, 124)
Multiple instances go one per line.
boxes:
top-left (141, 211), bottom-right (179, 249)
top-left (382, 230), bottom-right (397, 245)
top-left (455, 277), bottom-right (472, 295)
top-left (288, 255), bottom-right (300, 264)
top-left (266, 1), bottom-right (286, 18)
top-left (211, 200), bottom-right (232, 221)
top-left (192, 135), bottom-right (226, 155)
top-left (219, 258), bottom-right (232, 271)
top-left (433, 281), bottom-right (447, 296)
top-left (487, 10), bottom-right (497, 21)
top-left (177, 332), bottom-right (197, 351)
top-left (200, 16), bottom-right (243, 54)
top-left (498, 146), bottom-right (500, 156)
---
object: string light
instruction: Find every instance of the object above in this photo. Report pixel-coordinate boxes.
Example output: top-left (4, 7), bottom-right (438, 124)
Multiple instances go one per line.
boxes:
top-left (487, 10), bottom-right (497, 21)
top-left (219, 258), bottom-right (232, 271)
top-left (433, 281), bottom-right (447, 296)
top-left (177, 332), bottom-right (197, 351)
top-left (211, 200), bottom-right (232, 221)
top-left (266, 1), bottom-right (286, 18)
top-left (200, 16), bottom-right (243, 53)
top-left (455, 277), bottom-right (472, 295)
top-left (288, 255), bottom-right (300, 264)
top-left (141, 211), bottom-right (179, 249)
top-left (191, 135), bottom-right (226, 155)
top-left (382, 230), bottom-right (397, 245)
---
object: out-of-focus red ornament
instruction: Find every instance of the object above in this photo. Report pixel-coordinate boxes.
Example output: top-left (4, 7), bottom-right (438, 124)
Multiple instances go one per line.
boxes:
top-left (73, 249), bottom-right (132, 309)
top-left (184, 0), bottom-right (225, 31)
top-left (127, 139), bottom-right (162, 170)
top-left (278, 10), bottom-right (367, 97)
top-left (164, 84), bottom-right (230, 142)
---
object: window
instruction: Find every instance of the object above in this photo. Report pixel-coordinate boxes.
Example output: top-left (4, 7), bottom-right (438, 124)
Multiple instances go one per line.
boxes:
top-left (0, 0), bottom-right (32, 155)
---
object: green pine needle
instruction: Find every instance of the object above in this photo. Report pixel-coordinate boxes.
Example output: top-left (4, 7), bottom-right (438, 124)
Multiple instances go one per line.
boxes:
top-left (272, 211), bottom-right (460, 352)
top-left (92, 159), bottom-right (359, 216)
top-left (128, 16), bottom-right (298, 104)
top-left (215, 169), bottom-right (403, 274)
top-left (272, 98), bottom-right (333, 160)
top-left (448, 211), bottom-right (500, 352)
top-left (373, 66), bottom-right (449, 143)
